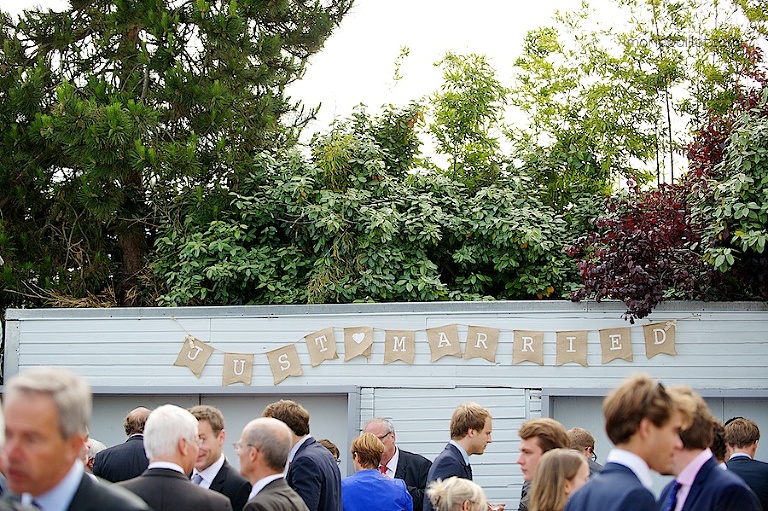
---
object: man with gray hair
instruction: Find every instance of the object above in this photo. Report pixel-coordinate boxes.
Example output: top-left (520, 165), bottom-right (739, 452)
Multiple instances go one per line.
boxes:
top-left (237, 417), bottom-right (308, 511)
top-left (119, 404), bottom-right (232, 511)
top-left (363, 418), bottom-right (431, 510)
top-left (2, 367), bottom-right (150, 511)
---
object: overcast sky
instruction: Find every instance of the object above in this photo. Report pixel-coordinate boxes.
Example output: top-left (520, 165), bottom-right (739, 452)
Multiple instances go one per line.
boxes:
top-left (6, 0), bottom-right (621, 137)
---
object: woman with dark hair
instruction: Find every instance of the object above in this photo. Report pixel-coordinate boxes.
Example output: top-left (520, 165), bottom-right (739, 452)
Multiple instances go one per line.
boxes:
top-left (341, 432), bottom-right (412, 511)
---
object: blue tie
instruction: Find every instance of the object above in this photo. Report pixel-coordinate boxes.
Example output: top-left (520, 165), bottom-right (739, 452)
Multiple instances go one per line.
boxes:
top-left (662, 480), bottom-right (682, 511)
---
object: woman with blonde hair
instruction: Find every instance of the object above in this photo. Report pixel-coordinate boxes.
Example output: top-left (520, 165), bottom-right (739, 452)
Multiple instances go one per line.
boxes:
top-left (426, 476), bottom-right (487, 511)
top-left (342, 432), bottom-right (412, 511)
top-left (529, 448), bottom-right (589, 511)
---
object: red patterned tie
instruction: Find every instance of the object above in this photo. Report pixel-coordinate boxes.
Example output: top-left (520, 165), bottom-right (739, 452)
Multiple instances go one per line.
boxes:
top-left (379, 464), bottom-right (388, 476)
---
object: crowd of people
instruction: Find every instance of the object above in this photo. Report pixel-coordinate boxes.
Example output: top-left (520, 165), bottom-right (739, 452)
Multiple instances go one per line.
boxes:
top-left (0, 367), bottom-right (767, 511)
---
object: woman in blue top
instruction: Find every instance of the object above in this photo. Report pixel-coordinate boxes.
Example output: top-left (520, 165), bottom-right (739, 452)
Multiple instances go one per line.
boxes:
top-left (342, 432), bottom-right (413, 511)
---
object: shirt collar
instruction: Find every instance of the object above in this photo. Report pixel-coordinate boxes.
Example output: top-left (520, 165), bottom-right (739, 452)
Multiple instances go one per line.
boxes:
top-left (148, 461), bottom-right (186, 474)
top-left (248, 473), bottom-right (284, 500)
top-left (383, 447), bottom-right (400, 475)
top-left (193, 453), bottom-right (225, 489)
top-left (22, 460), bottom-right (83, 511)
top-left (606, 448), bottom-right (654, 489)
top-left (728, 452), bottom-right (752, 460)
top-left (677, 448), bottom-right (712, 486)
top-left (287, 435), bottom-right (312, 463)
top-left (449, 440), bottom-right (471, 466)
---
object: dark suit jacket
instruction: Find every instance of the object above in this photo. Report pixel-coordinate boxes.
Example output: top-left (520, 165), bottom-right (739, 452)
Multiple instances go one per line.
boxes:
top-left (92, 435), bottom-right (149, 483)
top-left (119, 468), bottom-right (233, 511)
top-left (244, 477), bottom-right (309, 511)
top-left (726, 455), bottom-right (768, 511)
top-left (67, 472), bottom-right (152, 511)
top-left (423, 444), bottom-right (472, 511)
top-left (287, 437), bottom-right (341, 511)
top-left (209, 459), bottom-right (252, 511)
top-left (657, 456), bottom-right (760, 511)
top-left (564, 462), bottom-right (657, 511)
top-left (395, 449), bottom-right (431, 511)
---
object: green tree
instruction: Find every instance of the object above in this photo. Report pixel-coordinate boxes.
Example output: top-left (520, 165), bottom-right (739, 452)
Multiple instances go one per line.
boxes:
top-left (509, 0), bottom-right (754, 210)
top-left (0, 0), bottom-right (352, 307)
top-left (428, 52), bottom-right (509, 192)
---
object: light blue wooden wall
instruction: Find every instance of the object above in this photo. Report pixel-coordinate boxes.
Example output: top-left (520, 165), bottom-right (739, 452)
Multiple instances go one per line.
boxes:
top-left (5, 300), bottom-right (768, 507)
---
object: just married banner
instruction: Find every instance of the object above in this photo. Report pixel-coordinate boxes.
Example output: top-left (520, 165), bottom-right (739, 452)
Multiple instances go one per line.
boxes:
top-left (173, 320), bottom-right (677, 386)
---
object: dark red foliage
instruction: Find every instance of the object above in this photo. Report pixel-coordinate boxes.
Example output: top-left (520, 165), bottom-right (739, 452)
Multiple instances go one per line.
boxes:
top-left (566, 182), bottom-right (712, 322)
top-left (568, 44), bottom-right (768, 322)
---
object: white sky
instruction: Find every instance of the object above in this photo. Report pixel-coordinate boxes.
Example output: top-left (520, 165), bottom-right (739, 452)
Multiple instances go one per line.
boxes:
top-left (5, 0), bottom-right (621, 139)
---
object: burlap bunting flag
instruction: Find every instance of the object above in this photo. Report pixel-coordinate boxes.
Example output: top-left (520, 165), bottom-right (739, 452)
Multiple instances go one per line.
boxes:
top-left (344, 326), bottom-right (374, 361)
top-left (599, 327), bottom-right (633, 363)
top-left (384, 330), bottom-right (416, 364)
top-left (556, 330), bottom-right (588, 366)
top-left (464, 325), bottom-right (499, 363)
top-left (173, 335), bottom-right (214, 378)
top-left (513, 330), bottom-right (544, 365)
top-left (222, 353), bottom-right (253, 386)
top-left (305, 327), bottom-right (338, 367)
top-left (644, 321), bottom-right (677, 359)
top-left (266, 344), bottom-right (303, 385)
top-left (426, 324), bottom-right (462, 362)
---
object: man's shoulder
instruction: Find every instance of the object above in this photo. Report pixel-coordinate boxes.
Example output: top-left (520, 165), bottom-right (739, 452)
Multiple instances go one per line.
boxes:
top-left (73, 473), bottom-right (151, 511)
top-left (399, 449), bottom-right (431, 465)
top-left (247, 479), bottom-right (309, 511)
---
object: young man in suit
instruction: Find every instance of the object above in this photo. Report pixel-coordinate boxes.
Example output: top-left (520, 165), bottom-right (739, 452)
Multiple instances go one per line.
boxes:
top-left (190, 405), bottom-right (251, 511)
top-left (517, 418), bottom-right (570, 511)
top-left (565, 374), bottom-right (691, 511)
top-left (92, 406), bottom-right (151, 482)
top-left (657, 386), bottom-right (759, 511)
top-left (119, 404), bottom-right (232, 511)
top-left (237, 417), bottom-right (309, 511)
top-left (423, 402), bottom-right (493, 511)
top-left (363, 418), bottom-right (432, 511)
top-left (2, 367), bottom-right (151, 511)
top-left (724, 417), bottom-right (768, 510)
top-left (262, 400), bottom-right (341, 511)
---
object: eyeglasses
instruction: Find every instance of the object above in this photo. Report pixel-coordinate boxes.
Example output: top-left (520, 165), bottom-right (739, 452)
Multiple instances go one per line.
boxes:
top-left (233, 442), bottom-right (256, 452)
top-left (376, 431), bottom-right (392, 440)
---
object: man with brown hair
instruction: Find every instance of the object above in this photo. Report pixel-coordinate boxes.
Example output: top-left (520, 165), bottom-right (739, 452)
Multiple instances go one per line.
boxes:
top-left (568, 427), bottom-right (603, 475)
top-left (724, 417), bottom-right (768, 510)
top-left (516, 418), bottom-right (570, 511)
top-left (262, 400), bottom-right (341, 511)
top-left (565, 374), bottom-right (690, 511)
top-left (189, 405), bottom-right (251, 511)
top-left (92, 407), bottom-right (151, 482)
top-left (423, 403), bottom-right (493, 511)
top-left (657, 386), bottom-right (759, 511)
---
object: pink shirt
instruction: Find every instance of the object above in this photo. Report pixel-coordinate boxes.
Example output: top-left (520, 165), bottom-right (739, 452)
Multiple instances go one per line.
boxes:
top-left (674, 448), bottom-right (713, 511)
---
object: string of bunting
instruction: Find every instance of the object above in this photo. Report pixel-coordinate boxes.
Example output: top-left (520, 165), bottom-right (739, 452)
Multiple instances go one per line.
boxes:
top-left (172, 318), bottom-right (681, 386)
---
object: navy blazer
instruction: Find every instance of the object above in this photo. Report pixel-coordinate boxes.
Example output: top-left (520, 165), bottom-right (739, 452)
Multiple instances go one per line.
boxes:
top-left (395, 449), bottom-right (432, 511)
top-left (423, 444), bottom-right (472, 511)
top-left (92, 435), bottom-right (149, 483)
top-left (209, 459), bottom-right (252, 511)
top-left (726, 455), bottom-right (768, 511)
top-left (342, 469), bottom-right (412, 511)
top-left (657, 456), bottom-right (760, 511)
top-left (287, 437), bottom-right (342, 511)
top-left (564, 462), bottom-right (657, 511)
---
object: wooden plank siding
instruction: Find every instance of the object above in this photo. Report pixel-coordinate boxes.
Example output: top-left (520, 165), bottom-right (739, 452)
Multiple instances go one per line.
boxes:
top-left (5, 300), bottom-right (768, 506)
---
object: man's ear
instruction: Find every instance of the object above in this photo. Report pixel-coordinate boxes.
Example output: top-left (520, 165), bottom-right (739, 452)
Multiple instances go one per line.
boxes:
top-left (218, 428), bottom-right (226, 445)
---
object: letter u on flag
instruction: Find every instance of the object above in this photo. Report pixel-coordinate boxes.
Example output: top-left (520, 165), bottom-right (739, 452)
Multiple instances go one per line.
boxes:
top-left (222, 353), bottom-right (253, 386)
